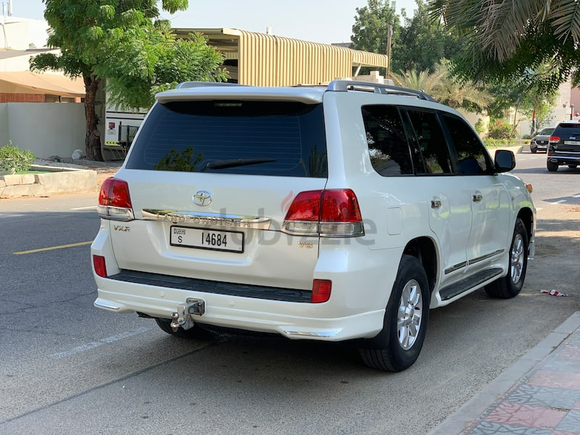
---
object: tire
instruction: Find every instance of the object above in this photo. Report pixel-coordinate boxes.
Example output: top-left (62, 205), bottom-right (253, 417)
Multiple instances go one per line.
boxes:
top-left (359, 255), bottom-right (430, 372)
top-left (547, 161), bottom-right (559, 172)
top-left (568, 164), bottom-right (577, 169)
top-left (155, 318), bottom-right (212, 339)
top-left (530, 147), bottom-right (537, 153)
top-left (485, 218), bottom-right (528, 299)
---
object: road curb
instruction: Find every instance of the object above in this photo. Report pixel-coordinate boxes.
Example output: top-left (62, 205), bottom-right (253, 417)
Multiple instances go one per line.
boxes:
top-left (427, 311), bottom-right (580, 435)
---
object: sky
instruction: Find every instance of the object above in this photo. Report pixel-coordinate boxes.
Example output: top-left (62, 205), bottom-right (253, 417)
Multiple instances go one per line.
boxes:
top-left (8, 0), bottom-right (418, 44)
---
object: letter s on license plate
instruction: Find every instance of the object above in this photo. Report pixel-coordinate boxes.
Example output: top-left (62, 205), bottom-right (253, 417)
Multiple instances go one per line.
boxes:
top-left (170, 226), bottom-right (244, 253)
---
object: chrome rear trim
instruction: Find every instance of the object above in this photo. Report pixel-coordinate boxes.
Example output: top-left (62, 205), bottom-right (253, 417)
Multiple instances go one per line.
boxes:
top-left (280, 328), bottom-right (341, 338)
top-left (142, 209), bottom-right (271, 229)
top-left (94, 298), bottom-right (123, 311)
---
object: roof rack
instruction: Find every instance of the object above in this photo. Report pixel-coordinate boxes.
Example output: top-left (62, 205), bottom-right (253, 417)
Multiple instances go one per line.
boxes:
top-left (327, 79), bottom-right (436, 102)
top-left (176, 81), bottom-right (243, 89)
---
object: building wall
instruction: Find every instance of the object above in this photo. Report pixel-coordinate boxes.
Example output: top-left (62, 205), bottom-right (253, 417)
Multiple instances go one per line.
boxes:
top-left (0, 102), bottom-right (85, 158)
top-left (1, 19), bottom-right (50, 49)
top-left (236, 30), bottom-right (388, 86)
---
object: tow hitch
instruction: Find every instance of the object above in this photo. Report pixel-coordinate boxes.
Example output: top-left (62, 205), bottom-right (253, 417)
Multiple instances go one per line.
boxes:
top-left (170, 298), bottom-right (206, 332)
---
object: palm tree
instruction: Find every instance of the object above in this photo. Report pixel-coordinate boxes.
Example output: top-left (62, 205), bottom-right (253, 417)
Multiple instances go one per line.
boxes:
top-left (391, 61), bottom-right (493, 111)
top-left (429, 0), bottom-right (580, 89)
top-left (390, 68), bottom-right (445, 95)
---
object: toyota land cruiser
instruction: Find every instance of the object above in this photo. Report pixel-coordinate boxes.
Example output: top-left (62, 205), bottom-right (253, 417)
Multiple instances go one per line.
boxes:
top-left (92, 80), bottom-right (535, 371)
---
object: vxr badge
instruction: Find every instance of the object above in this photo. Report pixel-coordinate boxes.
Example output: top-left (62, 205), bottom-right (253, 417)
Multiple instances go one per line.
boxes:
top-left (193, 190), bottom-right (212, 207)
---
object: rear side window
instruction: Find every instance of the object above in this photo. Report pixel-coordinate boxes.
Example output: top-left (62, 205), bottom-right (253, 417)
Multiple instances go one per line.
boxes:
top-left (125, 101), bottom-right (328, 178)
top-left (442, 114), bottom-right (492, 175)
top-left (362, 105), bottom-right (414, 176)
top-left (405, 110), bottom-right (453, 174)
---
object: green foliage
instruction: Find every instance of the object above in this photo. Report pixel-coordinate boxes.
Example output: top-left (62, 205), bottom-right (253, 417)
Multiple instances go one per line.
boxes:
top-left (391, 60), bottom-right (492, 112)
top-left (429, 0), bottom-right (580, 92)
top-left (474, 118), bottom-right (485, 135)
top-left (351, 0), bottom-right (401, 67)
top-left (0, 142), bottom-right (35, 174)
top-left (154, 147), bottom-right (203, 172)
top-left (105, 32), bottom-right (227, 110)
top-left (483, 138), bottom-right (518, 148)
top-left (393, 0), bottom-right (462, 73)
top-left (351, 0), bottom-right (462, 75)
top-left (487, 119), bottom-right (517, 140)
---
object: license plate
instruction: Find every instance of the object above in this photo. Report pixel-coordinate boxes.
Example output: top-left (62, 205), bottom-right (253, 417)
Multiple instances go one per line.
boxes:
top-left (564, 140), bottom-right (580, 145)
top-left (170, 226), bottom-right (244, 253)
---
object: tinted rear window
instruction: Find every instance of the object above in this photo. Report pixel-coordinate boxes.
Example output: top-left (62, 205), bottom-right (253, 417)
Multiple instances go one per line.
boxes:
top-left (554, 123), bottom-right (580, 136)
top-left (125, 101), bottom-right (327, 178)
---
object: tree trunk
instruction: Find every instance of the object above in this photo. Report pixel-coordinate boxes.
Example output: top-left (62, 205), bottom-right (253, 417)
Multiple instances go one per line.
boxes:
top-left (83, 75), bottom-right (103, 161)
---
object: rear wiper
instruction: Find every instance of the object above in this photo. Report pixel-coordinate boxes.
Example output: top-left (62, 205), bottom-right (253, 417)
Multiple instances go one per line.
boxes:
top-left (205, 158), bottom-right (277, 170)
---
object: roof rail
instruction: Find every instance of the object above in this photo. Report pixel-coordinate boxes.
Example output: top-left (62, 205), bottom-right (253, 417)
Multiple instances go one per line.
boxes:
top-left (176, 81), bottom-right (243, 89)
top-left (327, 79), bottom-right (436, 102)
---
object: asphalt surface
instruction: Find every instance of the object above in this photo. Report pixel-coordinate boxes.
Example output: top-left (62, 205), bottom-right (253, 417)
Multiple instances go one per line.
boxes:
top-left (1, 150), bottom-right (579, 434)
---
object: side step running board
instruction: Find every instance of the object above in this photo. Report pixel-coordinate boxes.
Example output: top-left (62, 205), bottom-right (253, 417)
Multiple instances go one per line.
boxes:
top-left (440, 268), bottom-right (503, 301)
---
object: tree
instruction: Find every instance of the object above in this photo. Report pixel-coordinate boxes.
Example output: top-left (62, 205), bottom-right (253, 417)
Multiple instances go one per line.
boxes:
top-left (486, 77), bottom-right (557, 134)
top-left (351, 0), bottom-right (401, 73)
top-left (30, 0), bottom-right (226, 161)
top-left (392, 0), bottom-right (461, 74)
top-left (391, 60), bottom-right (492, 111)
top-left (429, 0), bottom-right (580, 91)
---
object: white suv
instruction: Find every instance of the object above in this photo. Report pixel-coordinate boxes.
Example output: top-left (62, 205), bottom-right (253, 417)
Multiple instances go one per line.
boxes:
top-left (92, 80), bottom-right (535, 371)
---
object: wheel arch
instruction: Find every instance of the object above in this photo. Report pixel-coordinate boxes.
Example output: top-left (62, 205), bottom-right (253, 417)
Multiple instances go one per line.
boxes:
top-left (517, 207), bottom-right (534, 247)
top-left (402, 236), bottom-right (437, 294)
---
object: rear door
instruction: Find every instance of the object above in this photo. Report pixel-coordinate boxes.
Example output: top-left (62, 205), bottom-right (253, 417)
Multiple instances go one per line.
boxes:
top-left (112, 98), bottom-right (328, 290)
top-left (403, 108), bottom-right (472, 283)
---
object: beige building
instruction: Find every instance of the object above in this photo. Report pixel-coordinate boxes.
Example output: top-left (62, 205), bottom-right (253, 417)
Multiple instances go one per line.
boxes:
top-left (174, 28), bottom-right (389, 86)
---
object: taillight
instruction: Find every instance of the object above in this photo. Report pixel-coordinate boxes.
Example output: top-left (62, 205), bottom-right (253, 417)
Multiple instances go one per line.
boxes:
top-left (93, 255), bottom-right (108, 278)
top-left (549, 135), bottom-right (560, 143)
top-left (312, 279), bottom-right (332, 303)
top-left (282, 189), bottom-right (364, 237)
top-left (97, 178), bottom-right (134, 221)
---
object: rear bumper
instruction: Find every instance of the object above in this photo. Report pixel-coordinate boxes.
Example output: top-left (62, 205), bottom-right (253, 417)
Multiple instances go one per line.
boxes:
top-left (548, 154), bottom-right (580, 165)
top-left (91, 221), bottom-right (400, 342)
top-left (93, 279), bottom-right (385, 341)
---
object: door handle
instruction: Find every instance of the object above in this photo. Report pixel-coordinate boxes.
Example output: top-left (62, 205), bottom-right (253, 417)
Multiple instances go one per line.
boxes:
top-left (473, 194), bottom-right (483, 202)
top-left (431, 199), bottom-right (442, 209)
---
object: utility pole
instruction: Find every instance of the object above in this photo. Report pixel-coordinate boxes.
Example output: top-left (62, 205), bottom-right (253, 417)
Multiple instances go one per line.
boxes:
top-left (386, 24), bottom-right (393, 79)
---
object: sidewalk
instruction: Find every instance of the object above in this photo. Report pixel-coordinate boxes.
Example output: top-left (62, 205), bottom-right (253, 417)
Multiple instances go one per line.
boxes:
top-left (429, 312), bottom-right (580, 435)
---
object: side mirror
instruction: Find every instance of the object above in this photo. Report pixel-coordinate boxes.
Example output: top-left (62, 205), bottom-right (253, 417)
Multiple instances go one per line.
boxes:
top-left (494, 149), bottom-right (516, 173)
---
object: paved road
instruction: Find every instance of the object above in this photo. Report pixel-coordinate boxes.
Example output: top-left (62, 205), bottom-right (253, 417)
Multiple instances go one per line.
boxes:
top-left (0, 152), bottom-right (578, 434)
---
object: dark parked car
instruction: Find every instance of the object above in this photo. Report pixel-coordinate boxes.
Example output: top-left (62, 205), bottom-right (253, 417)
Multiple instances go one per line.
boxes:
top-left (547, 122), bottom-right (580, 171)
top-left (530, 127), bottom-right (555, 153)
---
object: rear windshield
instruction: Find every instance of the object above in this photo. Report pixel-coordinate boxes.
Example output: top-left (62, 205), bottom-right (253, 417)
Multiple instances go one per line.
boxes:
top-left (554, 123), bottom-right (580, 136)
top-left (125, 100), bottom-right (328, 178)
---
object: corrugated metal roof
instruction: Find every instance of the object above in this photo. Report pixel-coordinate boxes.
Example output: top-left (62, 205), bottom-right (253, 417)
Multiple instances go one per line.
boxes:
top-left (173, 28), bottom-right (388, 87)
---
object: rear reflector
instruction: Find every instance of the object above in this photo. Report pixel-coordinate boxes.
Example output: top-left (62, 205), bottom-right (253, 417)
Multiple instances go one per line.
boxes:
top-left (97, 178), bottom-right (134, 221)
top-left (312, 279), bottom-right (332, 303)
top-left (282, 189), bottom-right (364, 237)
top-left (93, 255), bottom-right (108, 278)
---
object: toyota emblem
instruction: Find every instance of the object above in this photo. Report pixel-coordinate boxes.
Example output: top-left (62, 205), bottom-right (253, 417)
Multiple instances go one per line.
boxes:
top-left (193, 190), bottom-right (212, 207)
